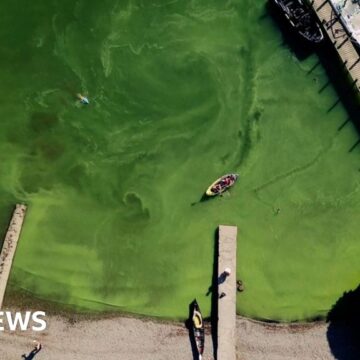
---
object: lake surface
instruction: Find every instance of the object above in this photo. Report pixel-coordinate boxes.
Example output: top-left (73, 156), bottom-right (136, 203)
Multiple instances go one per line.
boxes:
top-left (1, 0), bottom-right (360, 321)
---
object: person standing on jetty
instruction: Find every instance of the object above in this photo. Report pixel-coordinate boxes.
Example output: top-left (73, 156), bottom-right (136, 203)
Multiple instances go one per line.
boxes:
top-left (218, 267), bottom-right (231, 284)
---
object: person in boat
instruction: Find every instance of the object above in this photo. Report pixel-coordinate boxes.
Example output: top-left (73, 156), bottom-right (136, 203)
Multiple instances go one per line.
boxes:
top-left (193, 311), bottom-right (203, 329)
top-left (212, 184), bottom-right (222, 193)
top-left (220, 176), bottom-right (232, 189)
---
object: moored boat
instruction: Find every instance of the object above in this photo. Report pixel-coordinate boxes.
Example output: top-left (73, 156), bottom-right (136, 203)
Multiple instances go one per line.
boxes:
top-left (271, 0), bottom-right (324, 43)
top-left (205, 173), bottom-right (239, 196)
top-left (191, 299), bottom-right (205, 360)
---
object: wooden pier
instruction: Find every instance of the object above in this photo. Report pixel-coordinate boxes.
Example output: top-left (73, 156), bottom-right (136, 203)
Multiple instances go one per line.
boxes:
top-left (217, 225), bottom-right (237, 360)
top-left (311, 0), bottom-right (360, 93)
top-left (0, 204), bottom-right (27, 308)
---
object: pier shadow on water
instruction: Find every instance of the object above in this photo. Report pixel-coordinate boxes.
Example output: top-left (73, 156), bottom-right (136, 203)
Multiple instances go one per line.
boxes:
top-left (205, 228), bottom-right (219, 360)
top-left (267, 0), bottom-right (360, 146)
top-left (186, 229), bottom-right (219, 359)
top-left (327, 284), bottom-right (360, 360)
top-left (315, 40), bottom-right (360, 138)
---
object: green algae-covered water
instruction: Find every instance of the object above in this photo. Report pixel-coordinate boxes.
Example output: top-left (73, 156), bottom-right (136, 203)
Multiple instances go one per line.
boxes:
top-left (1, 0), bottom-right (360, 321)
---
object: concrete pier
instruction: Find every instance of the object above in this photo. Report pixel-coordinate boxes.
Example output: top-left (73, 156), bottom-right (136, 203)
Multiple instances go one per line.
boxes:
top-left (217, 225), bottom-right (237, 360)
top-left (0, 204), bottom-right (27, 308)
top-left (311, 0), bottom-right (360, 93)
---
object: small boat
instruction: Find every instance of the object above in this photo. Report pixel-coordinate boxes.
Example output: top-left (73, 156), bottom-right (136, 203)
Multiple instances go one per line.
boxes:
top-left (205, 173), bottom-right (239, 196)
top-left (191, 300), bottom-right (205, 360)
top-left (271, 0), bottom-right (324, 43)
top-left (77, 93), bottom-right (89, 105)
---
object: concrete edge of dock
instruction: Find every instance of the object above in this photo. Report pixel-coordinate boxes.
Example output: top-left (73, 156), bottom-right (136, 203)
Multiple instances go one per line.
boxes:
top-left (0, 204), bottom-right (27, 309)
top-left (217, 225), bottom-right (237, 360)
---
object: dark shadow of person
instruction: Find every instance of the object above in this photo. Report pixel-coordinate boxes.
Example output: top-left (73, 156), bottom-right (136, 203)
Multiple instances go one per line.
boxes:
top-left (21, 343), bottom-right (42, 360)
top-left (327, 285), bottom-right (360, 360)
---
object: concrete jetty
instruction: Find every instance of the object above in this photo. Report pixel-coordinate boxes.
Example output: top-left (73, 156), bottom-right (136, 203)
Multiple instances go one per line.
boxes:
top-left (0, 204), bottom-right (27, 308)
top-left (311, 0), bottom-right (360, 94)
top-left (217, 225), bottom-right (237, 360)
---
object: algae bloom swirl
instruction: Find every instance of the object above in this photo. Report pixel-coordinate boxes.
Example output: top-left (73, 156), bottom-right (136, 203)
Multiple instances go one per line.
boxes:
top-left (0, 0), bottom-right (359, 322)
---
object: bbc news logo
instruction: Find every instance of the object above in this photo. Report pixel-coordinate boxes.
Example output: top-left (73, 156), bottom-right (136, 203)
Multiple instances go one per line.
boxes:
top-left (0, 311), bottom-right (46, 331)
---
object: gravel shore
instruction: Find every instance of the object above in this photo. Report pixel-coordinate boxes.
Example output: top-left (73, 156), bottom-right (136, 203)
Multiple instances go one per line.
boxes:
top-left (0, 314), bottom-right (338, 360)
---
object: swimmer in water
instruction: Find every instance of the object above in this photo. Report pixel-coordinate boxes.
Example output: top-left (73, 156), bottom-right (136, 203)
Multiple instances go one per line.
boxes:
top-left (77, 93), bottom-right (89, 105)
